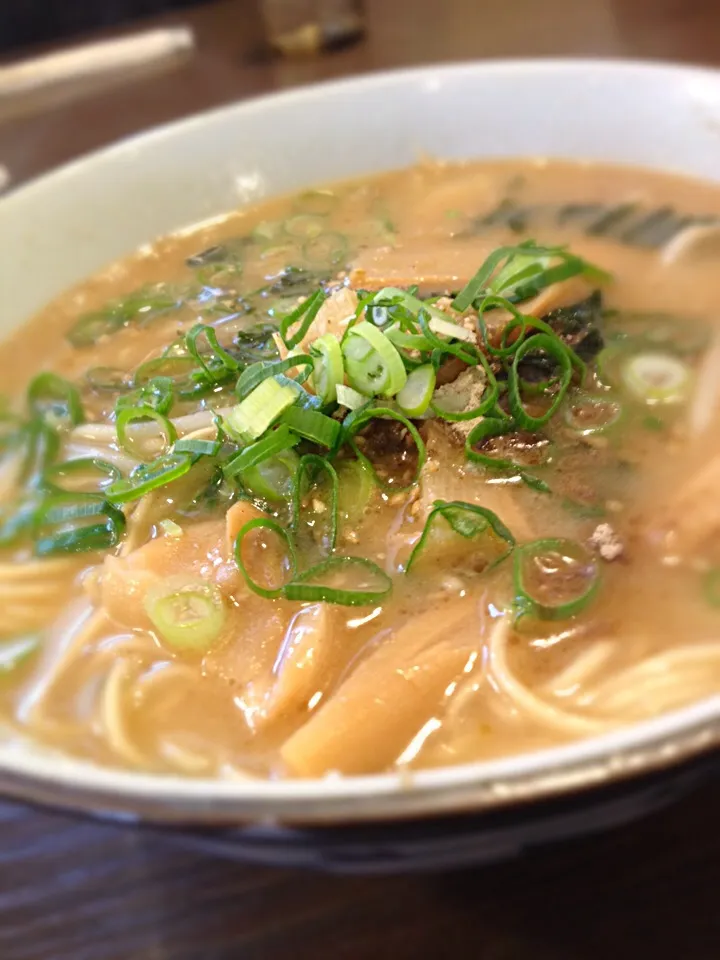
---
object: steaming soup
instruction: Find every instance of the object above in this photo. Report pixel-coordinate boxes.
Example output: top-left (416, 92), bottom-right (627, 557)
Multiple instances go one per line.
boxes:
top-left (2, 158), bottom-right (720, 779)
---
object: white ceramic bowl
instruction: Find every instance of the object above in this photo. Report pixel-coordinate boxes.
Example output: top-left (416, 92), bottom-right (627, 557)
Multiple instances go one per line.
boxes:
top-left (2, 59), bottom-right (720, 830)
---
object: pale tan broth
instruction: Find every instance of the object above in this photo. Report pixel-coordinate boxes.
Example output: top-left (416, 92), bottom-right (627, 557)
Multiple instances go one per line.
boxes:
top-left (2, 158), bottom-right (720, 779)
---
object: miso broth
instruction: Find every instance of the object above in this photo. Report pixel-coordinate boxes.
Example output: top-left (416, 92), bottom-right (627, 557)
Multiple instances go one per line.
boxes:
top-left (2, 158), bottom-right (720, 779)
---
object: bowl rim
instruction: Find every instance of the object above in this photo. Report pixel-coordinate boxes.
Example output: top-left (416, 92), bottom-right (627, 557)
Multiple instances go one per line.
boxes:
top-left (5, 56), bottom-right (720, 824)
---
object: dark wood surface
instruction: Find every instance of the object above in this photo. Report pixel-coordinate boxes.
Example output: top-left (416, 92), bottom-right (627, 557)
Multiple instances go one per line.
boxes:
top-left (3, 1), bottom-right (720, 957)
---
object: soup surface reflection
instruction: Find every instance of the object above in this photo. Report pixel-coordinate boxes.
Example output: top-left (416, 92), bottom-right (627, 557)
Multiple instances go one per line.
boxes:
top-left (2, 158), bottom-right (720, 780)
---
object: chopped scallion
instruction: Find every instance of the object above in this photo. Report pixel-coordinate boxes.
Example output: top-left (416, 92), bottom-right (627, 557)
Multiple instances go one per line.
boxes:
top-left (284, 556), bottom-right (391, 606)
top-left (144, 576), bottom-right (226, 652)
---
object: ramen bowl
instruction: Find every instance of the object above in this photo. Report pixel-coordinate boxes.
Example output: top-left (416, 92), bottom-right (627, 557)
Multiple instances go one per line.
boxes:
top-left (2, 59), bottom-right (720, 872)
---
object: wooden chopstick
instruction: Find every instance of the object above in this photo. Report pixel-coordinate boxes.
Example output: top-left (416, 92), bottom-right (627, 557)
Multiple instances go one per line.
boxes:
top-left (0, 27), bottom-right (195, 122)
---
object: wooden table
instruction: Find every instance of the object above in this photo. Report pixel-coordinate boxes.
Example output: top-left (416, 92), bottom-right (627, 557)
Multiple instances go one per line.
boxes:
top-left (3, 1), bottom-right (720, 957)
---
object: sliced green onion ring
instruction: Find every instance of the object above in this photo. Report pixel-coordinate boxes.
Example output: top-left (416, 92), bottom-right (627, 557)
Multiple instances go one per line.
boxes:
top-left (293, 190), bottom-right (337, 216)
top-left (234, 517), bottom-right (298, 599)
top-left (185, 323), bottom-right (239, 382)
top-left (223, 424), bottom-right (300, 480)
top-left (336, 384), bottom-right (370, 410)
top-left (144, 576), bottom-right (227, 652)
top-left (342, 321), bottom-right (407, 397)
top-left (240, 448), bottom-right (300, 502)
top-left (452, 242), bottom-right (608, 313)
top-left (105, 452), bottom-right (193, 504)
top-left (405, 499), bottom-right (516, 574)
top-left (280, 289), bottom-right (327, 349)
top-left (508, 333), bottom-right (573, 429)
top-left (67, 310), bottom-right (124, 348)
top-left (44, 457), bottom-right (121, 494)
top-left (235, 355), bottom-right (313, 401)
top-left (514, 538), bottom-right (600, 621)
top-left (292, 454), bottom-right (339, 552)
top-left (310, 333), bottom-right (344, 404)
top-left (397, 364), bottom-right (436, 417)
top-left (116, 376), bottom-right (175, 417)
top-left (284, 214), bottom-right (326, 239)
top-left (33, 493), bottom-right (126, 556)
top-left (620, 351), bottom-right (690, 405)
top-left (21, 419), bottom-right (60, 488)
top-left (116, 406), bottom-right (177, 460)
top-left (27, 373), bottom-right (84, 429)
top-left (336, 458), bottom-right (375, 524)
top-left (284, 556), bottom-right (391, 606)
top-left (563, 393), bottom-right (623, 435)
top-left (342, 406), bottom-right (426, 493)
top-left (280, 406), bottom-right (341, 449)
top-left (134, 356), bottom-right (205, 402)
top-left (302, 232), bottom-right (348, 266)
top-left (225, 377), bottom-right (299, 442)
top-left (173, 438), bottom-right (222, 458)
top-left (416, 310), bottom-right (478, 366)
top-left (465, 417), bottom-right (551, 476)
top-left (85, 367), bottom-right (133, 394)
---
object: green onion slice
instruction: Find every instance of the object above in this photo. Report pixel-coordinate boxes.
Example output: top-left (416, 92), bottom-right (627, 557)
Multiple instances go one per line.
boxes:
top-left (105, 452), bottom-right (193, 504)
top-left (225, 377), bottom-right (299, 442)
top-left (336, 384), bottom-right (370, 410)
top-left (223, 424), bottom-right (300, 480)
top-left (235, 355), bottom-right (313, 401)
top-left (514, 538), bottom-right (600, 621)
top-left (27, 373), bottom-right (84, 430)
top-left (240, 448), bottom-right (300, 502)
top-left (416, 310), bottom-right (478, 366)
top-left (173, 438), bottom-right (222, 458)
top-left (620, 351), bottom-right (690, 405)
top-left (116, 406), bottom-right (177, 460)
top-left (44, 457), bottom-right (121, 494)
top-left (342, 321), bottom-right (407, 397)
top-left (452, 241), bottom-right (609, 313)
top-left (310, 333), bottom-right (344, 404)
top-left (464, 417), bottom-right (552, 480)
top-left (116, 376), bottom-right (175, 417)
top-left (405, 499), bottom-right (516, 574)
top-left (302, 232), bottom-right (348, 267)
top-left (336, 457), bottom-right (375, 524)
top-left (284, 214), bottom-right (326, 239)
top-left (33, 493), bottom-right (126, 556)
top-left (342, 406), bottom-right (426, 493)
top-left (144, 575), bottom-right (227, 652)
top-left (85, 367), bottom-right (133, 394)
top-left (234, 517), bottom-right (298, 599)
top-left (20, 419), bottom-right (60, 488)
top-left (284, 556), bottom-right (391, 606)
top-left (292, 454), bottom-right (339, 553)
top-left (397, 364), bottom-right (436, 417)
top-left (67, 310), bottom-right (124, 348)
top-left (280, 406), bottom-right (341, 449)
top-left (134, 356), bottom-right (207, 401)
top-left (293, 189), bottom-right (338, 216)
top-left (508, 334), bottom-right (573, 429)
top-left (185, 323), bottom-right (239, 382)
top-left (563, 393), bottom-right (623, 435)
top-left (280, 289), bottom-right (327, 349)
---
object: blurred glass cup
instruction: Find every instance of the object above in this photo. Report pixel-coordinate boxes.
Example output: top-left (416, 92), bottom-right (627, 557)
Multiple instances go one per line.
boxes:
top-left (259, 0), bottom-right (366, 56)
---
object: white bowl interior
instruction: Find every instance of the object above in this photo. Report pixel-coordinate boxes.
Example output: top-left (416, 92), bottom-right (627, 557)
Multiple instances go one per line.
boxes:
top-left (2, 59), bottom-right (720, 821)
